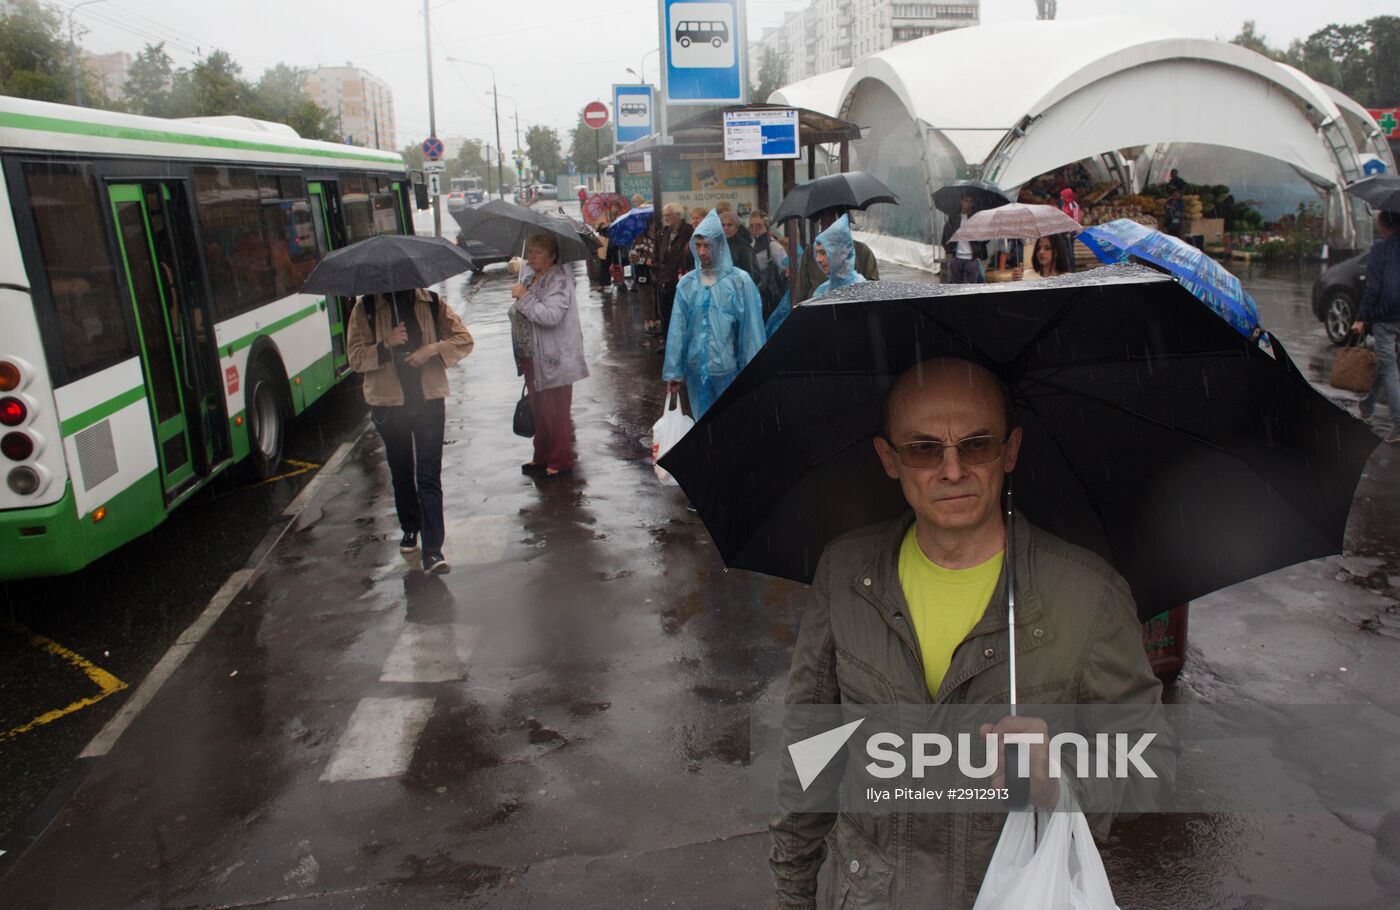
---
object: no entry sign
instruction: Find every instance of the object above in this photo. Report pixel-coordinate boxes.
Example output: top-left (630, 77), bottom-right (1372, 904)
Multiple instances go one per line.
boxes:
top-left (583, 101), bottom-right (610, 130)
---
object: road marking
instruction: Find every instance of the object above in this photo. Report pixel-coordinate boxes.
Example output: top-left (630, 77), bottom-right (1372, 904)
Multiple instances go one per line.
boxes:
top-left (250, 458), bottom-right (321, 487)
top-left (79, 569), bottom-right (253, 758)
top-left (442, 514), bottom-right (513, 566)
top-left (283, 437), bottom-right (359, 518)
top-left (1, 623), bottom-right (128, 741)
top-left (380, 624), bottom-right (482, 683)
top-left (320, 696), bottom-right (435, 782)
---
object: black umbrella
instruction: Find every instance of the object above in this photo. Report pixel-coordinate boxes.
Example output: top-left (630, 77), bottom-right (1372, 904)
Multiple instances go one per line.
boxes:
top-left (933, 179), bottom-right (1013, 217)
top-left (452, 199), bottom-right (591, 262)
top-left (658, 267), bottom-right (1378, 620)
top-left (1345, 175), bottom-right (1400, 214)
top-left (300, 234), bottom-right (474, 297)
top-left (772, 171), bottom-right (900, 223)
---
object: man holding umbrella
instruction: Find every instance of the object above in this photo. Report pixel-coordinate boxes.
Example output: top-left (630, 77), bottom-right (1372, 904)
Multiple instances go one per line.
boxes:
top-left (770, 357), bottom-right (1172, 907)
top-left (346, 284), bottom-right (475, 575)
top-left (941, 192), bottom-right (989, 284)
top-left (1351, 210), bottom-right (1400, 438)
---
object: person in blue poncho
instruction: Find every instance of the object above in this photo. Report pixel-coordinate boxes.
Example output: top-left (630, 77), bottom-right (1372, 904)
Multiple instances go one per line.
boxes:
top-left (765, 214), bottom-right (866, 338)
top-left (663, 209), bottom-right (766, 420)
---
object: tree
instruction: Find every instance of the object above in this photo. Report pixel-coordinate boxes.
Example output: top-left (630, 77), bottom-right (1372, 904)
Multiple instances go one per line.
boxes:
top-left (750, 47), bottom-right (787, 104)
top-left (0, 0), bottom-right (109, 106)
top-left (524, 124), bottom-right (563, 182)
top-left (569, 109), bottom-right (614, 181)
top-left (1229, 15), bottom-right (1400, 107)
top-left (168, 50), bottom-right (248, 118)
top-left (1229, 21), bottom-right (1285, 61)
top-left (123, 42), bottom-right (174, 116)
top-left (251, 65), bottom-right (338, 142)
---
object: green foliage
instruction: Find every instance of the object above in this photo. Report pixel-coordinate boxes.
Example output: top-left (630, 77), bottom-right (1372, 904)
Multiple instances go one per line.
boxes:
top-left (750, 47), bottom-right (787, 103)
top-left (123, 43), bottom-right (174, 116)
top-left (0, 0), bottom-right (111, 106)
top-left (569, 108), bottom-right (614, 179)
top-left (525, 124), bottom-right (563, 183)
top-left (1230, 15), bottom-right (1400, 107)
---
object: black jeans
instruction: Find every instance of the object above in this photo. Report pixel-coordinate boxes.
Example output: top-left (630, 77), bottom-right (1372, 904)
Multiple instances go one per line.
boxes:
top-left (372, 398), bottom-right (446, 556)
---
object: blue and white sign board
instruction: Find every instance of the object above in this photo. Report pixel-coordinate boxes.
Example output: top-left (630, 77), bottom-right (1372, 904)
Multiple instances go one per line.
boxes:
top-left (614, 85), bottom-right (655, 145)
top-left (1362, 155), bottom-right (1388, 176)
top-left (660, 0), bottom-right (747, 105)
top-left (723, 108), bottom-right (799, 160)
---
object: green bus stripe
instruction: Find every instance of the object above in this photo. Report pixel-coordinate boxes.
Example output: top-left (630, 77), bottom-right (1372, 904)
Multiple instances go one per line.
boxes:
top-left (224, 303), bottom-right (322, 355)
top-left (0, 112), bottom-right (400, 166)
top-left (59, 385), bottom-right (145, 437)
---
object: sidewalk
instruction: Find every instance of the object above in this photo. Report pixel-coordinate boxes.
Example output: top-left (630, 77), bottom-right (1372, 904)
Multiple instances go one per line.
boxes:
top-left (2, 269), bottom-right (801, 908)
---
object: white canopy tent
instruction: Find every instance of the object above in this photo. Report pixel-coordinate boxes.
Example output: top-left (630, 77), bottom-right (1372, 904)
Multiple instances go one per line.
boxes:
top-left (770, 17), bottom-right (1393, 251)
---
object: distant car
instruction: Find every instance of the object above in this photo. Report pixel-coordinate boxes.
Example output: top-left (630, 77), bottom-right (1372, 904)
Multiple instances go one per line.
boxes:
top-left (445, 191), bottom-right (468, 212)
top-left (465, 188), bottom-right (485, 204)
top-left (454, 232), bottom-right (512, 273)
top-left (537, 183), bottom-right (558, 200)
top-left (1312, 251), bottom-right (1368, 344)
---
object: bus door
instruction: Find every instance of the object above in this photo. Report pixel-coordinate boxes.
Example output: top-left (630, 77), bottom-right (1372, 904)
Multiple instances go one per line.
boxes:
top-left (108, 182), bottom-right (207, 497)
top-left (308, 181), bottom-right (351, 375)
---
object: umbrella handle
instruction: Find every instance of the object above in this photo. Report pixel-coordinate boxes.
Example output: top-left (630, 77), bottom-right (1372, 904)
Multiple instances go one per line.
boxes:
top-left (1003, 477), bottom-right (1031, 810)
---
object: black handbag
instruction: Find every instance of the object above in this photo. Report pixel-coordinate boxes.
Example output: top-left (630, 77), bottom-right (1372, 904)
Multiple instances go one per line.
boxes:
top-left (513, 381), bottom-right (535, 438)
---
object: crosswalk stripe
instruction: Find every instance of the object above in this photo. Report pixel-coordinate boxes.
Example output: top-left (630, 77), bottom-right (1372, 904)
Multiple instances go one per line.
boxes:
top-left (379, 624), bottom-right (482, 684)
top-left (320, 696), bottom-right (434, 782)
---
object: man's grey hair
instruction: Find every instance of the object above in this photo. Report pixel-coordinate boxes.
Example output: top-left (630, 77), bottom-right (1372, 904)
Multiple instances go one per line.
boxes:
top-left (882, 360), bottom-right (1016, 439)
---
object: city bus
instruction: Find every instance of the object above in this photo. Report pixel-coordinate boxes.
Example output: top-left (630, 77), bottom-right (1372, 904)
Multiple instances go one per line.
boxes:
top-left (0, 95), bottom-right (417, 581)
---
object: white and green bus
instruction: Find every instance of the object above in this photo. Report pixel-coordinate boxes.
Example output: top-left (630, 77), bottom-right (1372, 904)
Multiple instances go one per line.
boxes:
top-left (0, 96), bottom-right (421, 581)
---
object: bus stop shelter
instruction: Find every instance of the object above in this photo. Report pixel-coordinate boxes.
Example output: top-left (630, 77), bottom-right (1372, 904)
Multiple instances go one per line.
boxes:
top-left (608, 104), bottom-right (863, 295)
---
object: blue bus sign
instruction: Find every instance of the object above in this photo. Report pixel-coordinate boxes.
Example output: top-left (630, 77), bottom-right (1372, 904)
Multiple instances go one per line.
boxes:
top-left (723, 109), bottom-right (800, 161)
top-left (660, 0), bottom-right (747, 105)
top-left (614, 85), bottom-right (655, 145)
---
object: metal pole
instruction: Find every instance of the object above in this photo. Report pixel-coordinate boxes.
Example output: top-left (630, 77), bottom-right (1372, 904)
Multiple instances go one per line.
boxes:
top-left (595, 130), bottom-right (601, 182)
top-left (68, 0), bottom-right (110, 107)
top-left (492, 82), bottom-right (505, 199)
top-left (422, 0), bottom-right (441, 236)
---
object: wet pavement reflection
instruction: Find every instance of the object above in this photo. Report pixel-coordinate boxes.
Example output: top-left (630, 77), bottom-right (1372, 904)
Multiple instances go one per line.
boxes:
top-left (3, 216), bottom-right (1399, 906)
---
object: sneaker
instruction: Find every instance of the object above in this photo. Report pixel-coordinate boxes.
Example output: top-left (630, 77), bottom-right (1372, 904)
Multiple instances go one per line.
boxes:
top-left (685, 502), bottom-right (698, 513)
top-left (422, 552), bottom-right (450, 575)
top-left (399, 530), bottom-right (419, 553)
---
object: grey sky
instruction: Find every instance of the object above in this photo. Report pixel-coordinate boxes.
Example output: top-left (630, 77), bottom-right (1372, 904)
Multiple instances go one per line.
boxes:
top-left (66, 0), bottom-right (1390, 158)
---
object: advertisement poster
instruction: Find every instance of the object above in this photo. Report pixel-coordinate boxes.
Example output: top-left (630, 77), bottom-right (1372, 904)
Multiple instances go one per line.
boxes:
top-left (620, 160), bottom-right (653, 202)
top-left (658, 156), bottom-right (758, 214)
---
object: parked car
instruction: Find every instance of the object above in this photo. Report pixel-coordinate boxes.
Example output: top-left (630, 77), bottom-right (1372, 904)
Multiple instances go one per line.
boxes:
top-left (1312, 251), bottom-right (1368, 344)
top-left (536, 183), bottom-right (558, 200)
top-left (454, 232), bottom-right (512, 273)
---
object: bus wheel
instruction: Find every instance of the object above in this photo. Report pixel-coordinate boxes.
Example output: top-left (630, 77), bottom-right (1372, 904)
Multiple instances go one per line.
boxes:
top-left (244, 357), bottom-right (286, 480)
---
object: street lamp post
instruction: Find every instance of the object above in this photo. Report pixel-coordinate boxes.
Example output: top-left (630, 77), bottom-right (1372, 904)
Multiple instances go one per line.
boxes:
top-left (448, 57), bottom-right (506, 200)
top-left (421, 0), bottom-right (441, 236)
top-left (68, 0), bottom-right (110, 107)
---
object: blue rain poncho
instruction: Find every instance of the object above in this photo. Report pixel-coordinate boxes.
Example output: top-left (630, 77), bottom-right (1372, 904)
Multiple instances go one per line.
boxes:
top-left (810, 214), bottom-right (866, 300)
top-left (662, 210), bottom-right (766, 420)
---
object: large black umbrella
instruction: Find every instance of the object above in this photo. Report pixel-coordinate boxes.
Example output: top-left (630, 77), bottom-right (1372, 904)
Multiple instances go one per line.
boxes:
top-left (658, 267), bottom-right (1378, 620)
top-left (300, 234), bottom-right (474, 297)
top-left (933, 179), bottom-right (1012, 217)
top-left (1345, 175), bottom-right (1400, 214)
top-left (452, 199), bottom-right (591, 262)
top-left (772, 171), bottom-right (899, 223)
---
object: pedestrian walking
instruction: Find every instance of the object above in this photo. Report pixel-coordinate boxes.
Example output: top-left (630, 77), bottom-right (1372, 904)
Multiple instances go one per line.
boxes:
top-left (749, 209), bottom-right (789, 319)
top-left (662, 210), bottom-right (765, 420)
top-left (941, 192), bottom-right (988, 284)
top-left (717, 205), bottom-right (759, 283)
top-left (1163, 189), bottom-right (1185, 238)
top-left (809, 213), bottom-right (865, 300)
top-left (347, 287), bottom-right (475, 575)
top-left (1058, 187), bottom-right (1082, 224)
top-left (511, 232), bottom-right (590, 477)
top-left (654, 203), bottom-right (694, 339)
top-left (769, 357), bottom-right (1173, 909)
top-left (798, 208), bottom-right (879, 301)
top-left (1352, 210), bottom-right (1400, 441)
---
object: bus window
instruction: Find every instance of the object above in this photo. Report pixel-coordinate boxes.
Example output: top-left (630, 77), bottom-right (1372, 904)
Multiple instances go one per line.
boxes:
top-left (193, 166), bottom-right (268, 318)
top-left (340, 172), bottom-right (374, 243)
top-left (22, 162), bottom-right (132, 380)
top-left (255, 174), bottom-right (319, 298)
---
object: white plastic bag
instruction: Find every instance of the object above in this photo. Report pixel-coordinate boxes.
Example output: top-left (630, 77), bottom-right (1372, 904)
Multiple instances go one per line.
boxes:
top-left (971, 801), bottom-right (1119, 910)
top-left (651, 392), bottom-right (694, 486)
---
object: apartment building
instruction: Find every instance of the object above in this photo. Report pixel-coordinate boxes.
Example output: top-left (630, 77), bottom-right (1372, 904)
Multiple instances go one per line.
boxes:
top-left (302, 65), bottom-right (397, 151)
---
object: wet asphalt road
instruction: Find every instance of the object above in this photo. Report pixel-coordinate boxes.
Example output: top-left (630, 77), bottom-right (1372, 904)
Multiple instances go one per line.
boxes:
top-left (2, 211), bottom-right (1400, 907)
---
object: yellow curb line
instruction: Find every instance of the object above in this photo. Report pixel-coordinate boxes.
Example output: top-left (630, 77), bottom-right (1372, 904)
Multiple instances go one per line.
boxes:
top-left (1, 623), bottom-right (129, 741)
top-left (250, 458), bottom-right (322, 487)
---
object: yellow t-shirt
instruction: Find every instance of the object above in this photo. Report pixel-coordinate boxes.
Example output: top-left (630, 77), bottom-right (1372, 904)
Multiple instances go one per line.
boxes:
top-left (897, 525), bottom-right (1004, 699)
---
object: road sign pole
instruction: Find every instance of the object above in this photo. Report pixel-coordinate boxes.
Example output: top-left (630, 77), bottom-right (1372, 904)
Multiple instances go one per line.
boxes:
top-left (422, 0), bottom-right (440, 236)
top-left (595, 129), bottom-right (601, 182)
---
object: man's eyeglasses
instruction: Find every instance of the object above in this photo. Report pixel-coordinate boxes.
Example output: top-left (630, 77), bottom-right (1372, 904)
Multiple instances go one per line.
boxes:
top-left (882, 434), bottom-right (1008, 469)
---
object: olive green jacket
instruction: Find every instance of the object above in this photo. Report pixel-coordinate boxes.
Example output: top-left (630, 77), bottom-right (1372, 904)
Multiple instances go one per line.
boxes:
top-left (769, 512), bottom-right (1174, 910)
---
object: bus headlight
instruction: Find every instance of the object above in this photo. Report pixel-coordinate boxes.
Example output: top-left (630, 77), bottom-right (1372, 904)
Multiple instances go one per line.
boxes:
top-left (8, 465), bottom-right (48, 495)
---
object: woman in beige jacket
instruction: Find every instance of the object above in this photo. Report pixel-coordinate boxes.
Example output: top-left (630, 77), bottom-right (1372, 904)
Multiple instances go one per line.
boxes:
top-left (346, 288), bottom-right (474, 574)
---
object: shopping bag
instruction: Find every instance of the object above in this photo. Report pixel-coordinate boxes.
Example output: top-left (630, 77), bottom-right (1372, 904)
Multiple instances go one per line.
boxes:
top-left (651, 392), bottom-right (694, 486)
top-left (971, 805), bottom-right (1119, 910)
top-left (1330, 334), bottom-right (1376, 394)
top-left (513, 382), bottom-right (534, 438)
